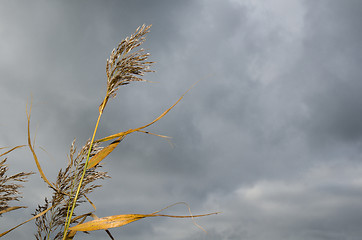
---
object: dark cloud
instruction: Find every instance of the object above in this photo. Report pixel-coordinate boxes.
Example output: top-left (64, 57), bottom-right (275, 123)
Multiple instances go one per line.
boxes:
top-left (1, 1), bottom-right (362, 239)
top-left (297, 1), bottom-right (362, 146)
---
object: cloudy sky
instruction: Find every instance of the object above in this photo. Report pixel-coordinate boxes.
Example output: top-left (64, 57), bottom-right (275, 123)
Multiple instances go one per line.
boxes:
top-left (1, 0), bottom-right (362, 239)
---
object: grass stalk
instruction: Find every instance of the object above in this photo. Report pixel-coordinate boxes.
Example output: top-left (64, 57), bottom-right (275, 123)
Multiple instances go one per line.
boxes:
top-left (62, 97), bottom-right (107, 239)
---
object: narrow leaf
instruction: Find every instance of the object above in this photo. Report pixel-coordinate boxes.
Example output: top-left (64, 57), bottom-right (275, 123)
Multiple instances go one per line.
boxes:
top-left (69, 214), bottom-right (149, 231)
top-left (26, 101), bottom-right (57, 191)
top-left (0, 205), bottom-right (53, 237)
top-left (87, 137), bottom-right (123, 169)
top-left (69, 212), bottom-right (219, 232)
top-left (96, 82), bottom-right (197, 144)
top-left (0, 206), bottom-right (27, 215)
top-left (0, 145), bottom-right (26, 157)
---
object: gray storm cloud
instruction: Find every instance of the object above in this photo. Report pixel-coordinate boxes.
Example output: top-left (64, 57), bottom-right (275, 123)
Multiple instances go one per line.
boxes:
top-left (1, 1), bottom-right (362, 239)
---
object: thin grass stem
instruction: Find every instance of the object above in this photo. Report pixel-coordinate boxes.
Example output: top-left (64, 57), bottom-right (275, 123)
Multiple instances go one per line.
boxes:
top-left (62, 97), bottom-right (107, 239)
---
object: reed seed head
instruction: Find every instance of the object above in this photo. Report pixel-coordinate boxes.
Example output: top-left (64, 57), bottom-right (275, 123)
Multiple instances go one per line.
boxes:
top-left (103, 24), bottom-right (154, 109)
top-left (0, 158), bottom-right (33, 216)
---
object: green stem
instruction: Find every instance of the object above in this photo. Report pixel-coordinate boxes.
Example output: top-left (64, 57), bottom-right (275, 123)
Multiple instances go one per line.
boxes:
top-left (62, 97), bottom-right (107, 240)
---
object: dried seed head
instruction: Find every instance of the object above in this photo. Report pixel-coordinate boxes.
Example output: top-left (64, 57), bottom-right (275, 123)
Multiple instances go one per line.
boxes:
top-left (104, 24), bottom-right (154, 106)
top-left (33, 139), bottom-right (109, 239)
top-left (0, 158), bottom-right (33, 216)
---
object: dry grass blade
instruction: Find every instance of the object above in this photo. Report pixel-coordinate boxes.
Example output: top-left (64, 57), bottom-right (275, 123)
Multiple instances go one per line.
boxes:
top-left (86, 137), bottom-right (124, 170)
top-left (96, 82), bottom-right (197, 144)
top-left (85, 86), bottom-right (193, 171)
top-left (70, 201), bottom-right (219, 232)
top-left (0, 145), bottom-right (26, 158)
top-left (85, 83), bottom-right (197, 171)
top-left (87, 131), bottom-right (171, 169)
top-left (69, 212), bottom-right (219, 232)
top-left (69, 214), bottom-right (148, 231)
top-left (0, 206), bottom-right (27, 215)
top-left (26, 101), bottom-right (57, 191)
top-left (0, 204), bottom-right (54, 237)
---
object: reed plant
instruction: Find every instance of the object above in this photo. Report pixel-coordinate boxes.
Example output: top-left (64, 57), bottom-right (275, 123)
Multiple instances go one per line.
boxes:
top-left (0, 25), bottom-right (218, 239)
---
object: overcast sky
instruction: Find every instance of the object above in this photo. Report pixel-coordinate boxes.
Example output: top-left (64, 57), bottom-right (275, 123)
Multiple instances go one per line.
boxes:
top-left (1, 1), bottom-right (362, 239)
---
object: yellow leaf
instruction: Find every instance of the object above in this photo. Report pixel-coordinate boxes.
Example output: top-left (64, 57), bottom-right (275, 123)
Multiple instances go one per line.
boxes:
top-left (0, 206), bottom-right (26, 215)
top-left (0, 205), bottom-right (53, 237)
top-left (0, 145), bottom-right (26, 158)
top-left (26, 101), bottom-right (57, 191)
top-left (95, 82), bottom-right (197, 144)
top-left (69, 214), bottom-right (150, 231)
top-left (25, 103), bottom-right (76, 205)
top-left (87, 137), bottom-right (123, 169)
top-left (69, 211), bottom-right (219, 232)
